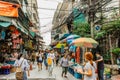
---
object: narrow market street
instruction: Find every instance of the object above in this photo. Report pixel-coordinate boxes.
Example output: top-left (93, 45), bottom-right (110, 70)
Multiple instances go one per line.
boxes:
top-left (0, 0), bottom-right (120, 80)
top-left (0, 63), bottom-right (79, 80)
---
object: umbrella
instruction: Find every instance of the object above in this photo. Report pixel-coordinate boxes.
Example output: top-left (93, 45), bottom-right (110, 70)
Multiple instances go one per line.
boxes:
top-left (59, 33), bottom-right (71, 40)
top-left (65, 34), bottom-right (80, 40)
top-left (72, 38), bottom-right (98, 48)
top-left (55, 43), bottom-right (66, 48)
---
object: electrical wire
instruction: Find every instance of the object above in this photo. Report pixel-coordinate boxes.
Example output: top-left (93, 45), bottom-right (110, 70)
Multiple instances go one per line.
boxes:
top-left (21, 1), bottom-right (119, 11)
top-left (21, 0), bottom-right (120, 34)
top-left (42, 0), bottom-right (62, 3)
top-left (39, 17), bottom-right (53, 19)
top-left (21, 4), bottom-right (72, 11)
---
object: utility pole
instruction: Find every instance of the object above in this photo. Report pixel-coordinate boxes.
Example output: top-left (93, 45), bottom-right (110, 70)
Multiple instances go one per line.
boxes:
top-left (89, 0), bottom-right (94, 38)
top-left (119, 0), bottom-right (120, 15)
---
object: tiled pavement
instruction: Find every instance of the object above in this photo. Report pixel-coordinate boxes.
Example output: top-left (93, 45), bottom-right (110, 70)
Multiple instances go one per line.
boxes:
top-left (0, 63), bottom-right (80, 80)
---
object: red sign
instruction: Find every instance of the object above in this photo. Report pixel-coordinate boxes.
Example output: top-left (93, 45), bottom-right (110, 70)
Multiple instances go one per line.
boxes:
top-left (0, 1), bottom-right (20, 17)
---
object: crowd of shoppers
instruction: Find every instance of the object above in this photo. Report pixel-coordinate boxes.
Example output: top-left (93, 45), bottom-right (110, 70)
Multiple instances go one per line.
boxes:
top-left (9, 48), bottom-right (106, 80)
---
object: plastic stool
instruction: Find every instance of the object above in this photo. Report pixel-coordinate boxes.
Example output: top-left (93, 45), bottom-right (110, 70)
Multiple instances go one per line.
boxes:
top-left (3, 69), bottom-right (10, 75)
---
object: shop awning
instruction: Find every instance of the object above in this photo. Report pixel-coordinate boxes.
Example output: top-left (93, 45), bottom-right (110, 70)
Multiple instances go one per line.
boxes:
top-left (18, 26), bottom-right (28, 35)
top-left (0, 16), bottom-right (12, 22)
top-left (0, 20), bottom-right (29, 36)
top-left (0, 22), bottom-right (11, 27)
top-left (30, 31), bottom-right (35, 37)
top-left (59, 33), bottom-right (71, 40)
top-left (13, 21), bottom-right (29, 35)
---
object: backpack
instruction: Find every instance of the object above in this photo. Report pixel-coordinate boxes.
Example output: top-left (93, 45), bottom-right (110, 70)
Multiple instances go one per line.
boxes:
top-left (47, 58), bottom-right (52, 65)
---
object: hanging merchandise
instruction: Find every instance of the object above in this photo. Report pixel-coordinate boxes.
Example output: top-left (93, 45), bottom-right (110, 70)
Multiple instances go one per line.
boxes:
top-left (0, 30), bottom-right (6, 40)
top-left (61, 45), bottom-right (64, 54)
top-left (75, 47), bottom-right (80, 63)
top-left (28, 40), bottom-right (32, 49)
top-left (5, 29), bottom-right (11, 41)
top-left (9, 26), bottom-right (16, 31)
top-left (24, 40), bottom-right (33, 49)
top-left (12, 29), bottom-right (20, 39)
top-left (12, 36), bottom-right (22, 49)
top-left (69, 45), bottom-right (76, 53)
top-left (19, 38), bottom-right (23, 44)
top-left (8, 42), bottom-right (12, 46)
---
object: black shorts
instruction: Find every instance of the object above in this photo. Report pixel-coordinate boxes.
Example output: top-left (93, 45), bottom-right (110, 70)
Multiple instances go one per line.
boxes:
top-left (37, 60), bottom-right (43, 63)
top-left (32, 59), bottom-right (35, 62)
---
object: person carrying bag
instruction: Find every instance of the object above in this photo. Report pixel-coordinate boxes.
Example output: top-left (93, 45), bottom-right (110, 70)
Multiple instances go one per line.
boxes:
top-left (16, 60), bottom-right (24, 80)
top-left (14, 54), bottom-right (30, 80)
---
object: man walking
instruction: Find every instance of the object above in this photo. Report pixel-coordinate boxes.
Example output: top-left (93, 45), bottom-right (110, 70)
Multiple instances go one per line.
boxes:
top-left (96, 52), bottom-right (104, 80)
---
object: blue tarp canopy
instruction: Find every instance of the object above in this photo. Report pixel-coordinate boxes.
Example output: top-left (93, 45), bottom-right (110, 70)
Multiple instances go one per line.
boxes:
top-left (59, 33), bottom-right (71, 40)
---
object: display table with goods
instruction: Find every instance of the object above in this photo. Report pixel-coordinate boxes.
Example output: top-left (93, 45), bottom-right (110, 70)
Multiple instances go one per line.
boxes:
top-left (105, 64), bottom-right (119, 74)
top-left (0, 63), bottom-right (12, 75)
top-left (68, 62), bottom-right (82, 79)
top-left (104, 67), bottom-right (111, 79)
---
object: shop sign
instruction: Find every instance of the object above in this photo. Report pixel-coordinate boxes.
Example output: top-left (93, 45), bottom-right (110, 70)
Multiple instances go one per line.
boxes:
top-left (0, 1), bottom-right (20, 17)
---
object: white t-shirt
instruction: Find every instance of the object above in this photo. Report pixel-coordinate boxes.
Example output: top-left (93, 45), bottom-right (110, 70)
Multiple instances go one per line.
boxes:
top-left (47, 53), bottom-right (55, 60)
top-left (84, 61), bottom-right (97, 80)
top-left (14, 58), bottom-right (29, 71)
top-left (38, 54), bottom-right (43, 60)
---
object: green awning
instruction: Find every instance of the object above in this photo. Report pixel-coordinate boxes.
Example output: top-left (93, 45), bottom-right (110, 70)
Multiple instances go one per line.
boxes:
top-left (0, 22), bottom-right (11, 27)
top-left (17, 26), bottom-right (28, 35)
top-left (30, 31), bottom-right (35, 37)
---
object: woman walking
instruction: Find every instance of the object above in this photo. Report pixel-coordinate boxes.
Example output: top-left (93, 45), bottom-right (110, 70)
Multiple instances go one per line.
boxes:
top-left (37, 50), bottom-right (43, 71)
top-left (47, 50), bottom-right (55, 76)
top-left (14, 53), bottom-right (30, 80)
top-left (60, 54), bottom-right (69, 78)
top-left (77, 52), bottom-right (97, 80)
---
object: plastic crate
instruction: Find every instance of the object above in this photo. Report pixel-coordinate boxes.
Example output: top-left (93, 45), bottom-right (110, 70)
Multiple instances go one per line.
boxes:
top-left (74, 72), bottom-right (82, 79)
top-left (3, 69), bottom-right (10, 75)
top-left (106, 74), bottom-right (111, 79)
top-left (68, 68), bottom-right (74, 75)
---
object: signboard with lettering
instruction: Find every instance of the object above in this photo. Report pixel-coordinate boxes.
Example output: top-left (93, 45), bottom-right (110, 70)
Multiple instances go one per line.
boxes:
top-left (0, 1), bottom-right (20, 17)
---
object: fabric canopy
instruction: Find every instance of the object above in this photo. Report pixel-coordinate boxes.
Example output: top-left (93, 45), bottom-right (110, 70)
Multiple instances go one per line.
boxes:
top-left (18, 26), bottom-right (28, 35)
top-left (59, 33), bottom-right (71, 40)
top-left (30, 31), bottom-right (35, 37)
top-left (55, 43), bottom-right (66, 48)
top-left (0, 22), bottom-right (11, 27)
top-left (65, 34), bottom-right (80, 40)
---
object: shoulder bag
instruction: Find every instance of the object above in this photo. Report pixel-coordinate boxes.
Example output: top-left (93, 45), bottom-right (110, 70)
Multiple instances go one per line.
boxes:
top-left (16, 60), bottom-right (24, 80)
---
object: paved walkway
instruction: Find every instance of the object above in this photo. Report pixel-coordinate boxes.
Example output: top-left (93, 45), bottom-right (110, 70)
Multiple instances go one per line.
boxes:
top-left (111, 75), bottom-right (120, 80)
top-left (0, 63), bottom-right (80, 80)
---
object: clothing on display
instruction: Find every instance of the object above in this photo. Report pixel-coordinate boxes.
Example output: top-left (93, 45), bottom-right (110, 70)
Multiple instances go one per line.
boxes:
top-left (0, 31), bottom-right (6, 40)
